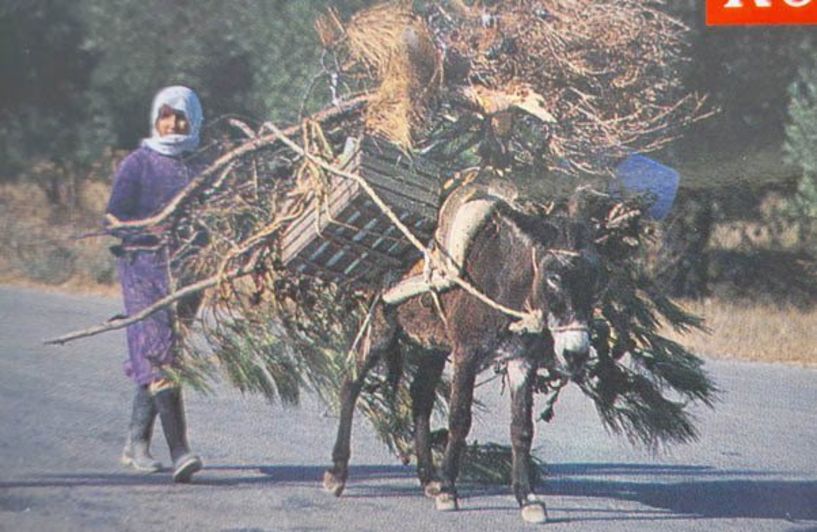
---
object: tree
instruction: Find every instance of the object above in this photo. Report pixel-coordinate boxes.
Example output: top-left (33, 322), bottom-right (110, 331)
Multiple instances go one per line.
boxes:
top-left (651, 3), bottom-right (815, 296)
top-left (1, 0), bottom-right (372, 190)
top-left (784, 41), bottom-right (817, 247)
top-left (78, 0), bottom-right (371, 150)
top-left (0, 0), bottom-right (96, 184)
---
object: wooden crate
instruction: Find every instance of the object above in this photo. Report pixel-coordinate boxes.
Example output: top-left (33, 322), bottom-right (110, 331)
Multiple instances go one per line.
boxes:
top-left (279, 136), bottom-right (442, 287)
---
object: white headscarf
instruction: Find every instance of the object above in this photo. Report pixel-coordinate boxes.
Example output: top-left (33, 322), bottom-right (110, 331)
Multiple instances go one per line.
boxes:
top-left (141, 86), bottom-right (204, 157)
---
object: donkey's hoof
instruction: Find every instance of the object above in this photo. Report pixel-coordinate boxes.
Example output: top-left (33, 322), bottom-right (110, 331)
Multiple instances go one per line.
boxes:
top-left (423, 481), bottom-right (442, 498)
top-left (434, 492), bottom-right (459, 512)
top-left (322, 470), bottom-right (346, 497)
top-left (521, 501), bottom-right (548, 524)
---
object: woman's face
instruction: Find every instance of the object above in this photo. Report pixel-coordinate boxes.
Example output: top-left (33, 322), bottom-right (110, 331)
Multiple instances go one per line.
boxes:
top-left (155, 105), bottom-right (190, 136)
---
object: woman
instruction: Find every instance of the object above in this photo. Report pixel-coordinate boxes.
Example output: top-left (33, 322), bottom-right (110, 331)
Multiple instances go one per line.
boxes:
top-left (106, 86), bottom-right (205, 483)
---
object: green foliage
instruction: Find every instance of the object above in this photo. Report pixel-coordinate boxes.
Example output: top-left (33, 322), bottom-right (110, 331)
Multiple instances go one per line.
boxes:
top-left (451, 441), bottom-right (545, 486)
top-left (664, 5), bottom-right (813, 165)
top-left (0, 0), bottom-right (96, 176)
top-left (582, 256), bottom-right (718, 448)
top-left (178, 277), bottom-right (359, 403)
top-left (785, 45), bottom-right (817, 245)
top-left (78, 0), bottom-right (326, 147)
top-left (210, 320), bottom-right (305, 404)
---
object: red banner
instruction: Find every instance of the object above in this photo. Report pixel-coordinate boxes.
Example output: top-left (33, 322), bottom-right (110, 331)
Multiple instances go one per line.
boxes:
top-left (707, 0), bottom-right (817, 25)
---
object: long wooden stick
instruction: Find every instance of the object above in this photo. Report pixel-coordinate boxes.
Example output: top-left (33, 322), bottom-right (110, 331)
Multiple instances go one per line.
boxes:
top-left (44, 98), bottom-right (371, 347)
top-left (44, 268), bottom-right (250, 346)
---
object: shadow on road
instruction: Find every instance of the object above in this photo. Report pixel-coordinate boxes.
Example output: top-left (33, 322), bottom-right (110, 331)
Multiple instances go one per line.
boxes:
top-left (542, 463), bottom-right (817, 523)
top-left (0, 464), bottom-right (412, 489)
top-left (2, 462), bottom-right (816, 524)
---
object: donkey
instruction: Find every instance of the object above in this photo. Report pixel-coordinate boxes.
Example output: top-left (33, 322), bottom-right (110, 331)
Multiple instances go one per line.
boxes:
top-left (323, 185), bottom-right (603, 524)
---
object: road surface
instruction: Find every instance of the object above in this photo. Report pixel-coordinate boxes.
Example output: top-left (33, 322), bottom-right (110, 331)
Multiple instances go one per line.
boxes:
top-left (1, 286), bottom-right (816, 531)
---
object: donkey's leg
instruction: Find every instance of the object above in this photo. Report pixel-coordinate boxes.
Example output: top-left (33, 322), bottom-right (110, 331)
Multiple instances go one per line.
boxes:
top-left (323, 355), bottom-right (378, 496)
top-left (410, 351), bottom-right (447, 497)
top-left (435, 351), bottom-right (477, 512)
top-left (508, 355), bottom-right (548, 524)
top-left (324, 306), bottom-right (397, 497)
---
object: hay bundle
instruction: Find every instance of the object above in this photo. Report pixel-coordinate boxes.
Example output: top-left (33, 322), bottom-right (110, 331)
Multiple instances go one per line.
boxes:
top-left (318, 3), bottom-right (441, 148)
top-left (320, 0), bottom-right (707, 175)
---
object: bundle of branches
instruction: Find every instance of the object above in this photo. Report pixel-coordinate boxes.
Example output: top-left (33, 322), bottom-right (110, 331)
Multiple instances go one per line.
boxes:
top-left (317, 0), bottom-right (708, 176)
top-left (586, 277), bottom-right (717, 447)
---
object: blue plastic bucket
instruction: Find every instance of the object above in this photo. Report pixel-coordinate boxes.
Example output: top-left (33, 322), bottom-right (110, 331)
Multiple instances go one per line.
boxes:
top-left (614, 155), bottom-right (680, 220)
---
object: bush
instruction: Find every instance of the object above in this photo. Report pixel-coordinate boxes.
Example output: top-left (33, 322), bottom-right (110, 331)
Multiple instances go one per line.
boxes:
top-left (6, 224), bottom-right (76, 285)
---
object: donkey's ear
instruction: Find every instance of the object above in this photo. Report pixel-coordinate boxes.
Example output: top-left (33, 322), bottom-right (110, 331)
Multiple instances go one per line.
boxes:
top-left (566, 191), bottom-right (583, 218)
top-left (567, 187), bottom-right (596, 219)
top-left (568, 185), bottom-right (618, 222)
top-left (594, 200), bottom-right (644, 246)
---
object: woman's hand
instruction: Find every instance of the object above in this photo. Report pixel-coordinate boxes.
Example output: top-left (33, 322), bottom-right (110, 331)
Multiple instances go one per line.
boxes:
top-left (103, 213), bottom-right (122, 228)
top-left (146, 223), bottom-right (170, 236)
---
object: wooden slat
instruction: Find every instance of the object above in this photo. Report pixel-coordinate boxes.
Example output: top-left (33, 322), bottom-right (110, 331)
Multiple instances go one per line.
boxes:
top-left (361, 136), bottom-right (442, 177)
top-left (370, 186), bottom-right (439, 220)
top-left (363, 163), bottom-right (441, 196)
top-left (360, 154), bottom-right (440, 189)
top-left (278, 135), bottom-right (441, 286)
top-left (360, 158), bottom-right (440, 195)
top-left (292, 255), bottom-right (344, 282)
top-left (325, 214), bottom-right (412, 247)
top-left (354, 199), bottom-right (434, 237)
top-left (360, 151), bottom-right (443, 183)
top-left (279, 177), bottom-right (359, 264)
top-left (330, 224), bottom-right (411, 268)
top-left (360, 160), bottom-right (440, 206)
top-left (285, 182), bottom-right (358, 244)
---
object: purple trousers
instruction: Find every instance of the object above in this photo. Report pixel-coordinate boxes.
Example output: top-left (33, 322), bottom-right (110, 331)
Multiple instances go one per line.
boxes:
top-left (118, 250), bottom-right (176, 385)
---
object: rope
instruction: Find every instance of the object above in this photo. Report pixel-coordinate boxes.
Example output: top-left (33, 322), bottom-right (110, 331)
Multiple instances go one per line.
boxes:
top-left (346, 293), bottom-right (381, 368)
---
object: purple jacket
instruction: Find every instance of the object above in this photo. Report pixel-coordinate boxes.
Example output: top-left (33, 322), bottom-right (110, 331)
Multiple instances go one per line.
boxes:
top-left (107, 146), bottom-right (203, 385)
top-left (106, 146), bottom-right (202, 246)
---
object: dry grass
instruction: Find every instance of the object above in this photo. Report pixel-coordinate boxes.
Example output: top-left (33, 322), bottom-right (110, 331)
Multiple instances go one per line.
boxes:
top-left (661, 299), bottom-right (817, 367)
top-left (0, 181), bottom-right (117, 295)
top-left (327, 1), bottom-right (705, 174)
top-left (337, 2), bottom-right (441, 148)
top-left (709, 192), bottom-right (800, 251)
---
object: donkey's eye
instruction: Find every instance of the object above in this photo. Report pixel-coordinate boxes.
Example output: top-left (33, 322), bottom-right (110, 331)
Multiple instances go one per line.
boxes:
top-left (546, 273), bottom-right (561, 290)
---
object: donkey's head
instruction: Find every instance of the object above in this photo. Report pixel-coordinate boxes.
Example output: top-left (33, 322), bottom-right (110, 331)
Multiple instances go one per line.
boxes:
top-left (526, 212), bottom-right (601, 380)
top-left (523, 189), bottom-right (645, 381)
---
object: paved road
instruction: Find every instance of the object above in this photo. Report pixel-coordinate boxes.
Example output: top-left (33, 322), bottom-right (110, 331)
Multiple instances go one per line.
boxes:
top-left (1, 285), bottom-right (816, 531)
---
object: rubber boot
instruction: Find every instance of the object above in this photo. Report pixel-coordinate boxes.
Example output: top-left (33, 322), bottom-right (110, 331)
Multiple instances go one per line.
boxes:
top-left (121, 385), bottom-right (162, 473)
top-left (153, 387), bottom-right (202, 483)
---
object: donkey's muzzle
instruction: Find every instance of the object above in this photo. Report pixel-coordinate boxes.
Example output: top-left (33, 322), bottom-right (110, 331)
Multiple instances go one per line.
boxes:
top-left (552, 324), bottom-right (591, 380)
